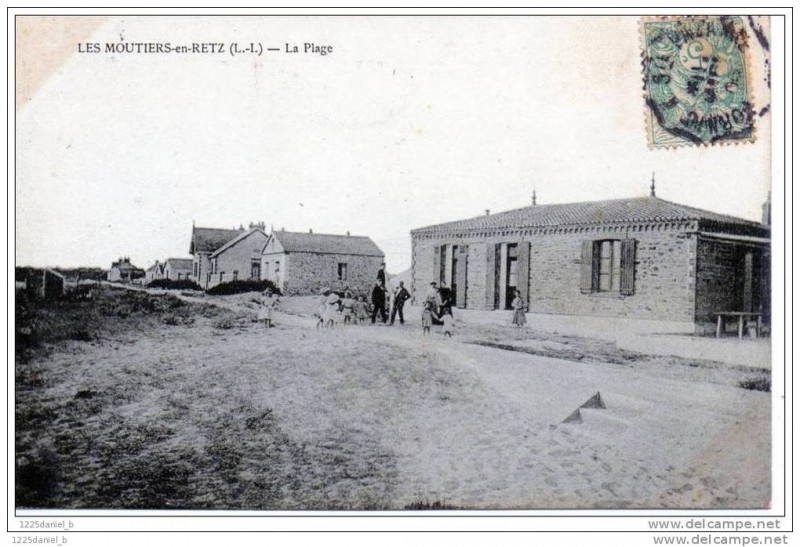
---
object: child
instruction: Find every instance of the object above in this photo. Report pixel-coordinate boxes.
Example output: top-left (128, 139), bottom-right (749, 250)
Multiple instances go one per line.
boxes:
top-left (442, 308), bottom-right (455, 338)
top-left (340, 292), bottom-right (356, 325)
top-left (353, 295), bottom-right (370, 325)
top-left (315, 289), bottom-right (329, 329)
top-left (258, 289), bottom-right (279, 328)
top-left (511, 289), bottom-right (527, 327)
top-left (324, 291), bottom-right (342, 329)
top-left (421, 301), bottom-right (434, 335)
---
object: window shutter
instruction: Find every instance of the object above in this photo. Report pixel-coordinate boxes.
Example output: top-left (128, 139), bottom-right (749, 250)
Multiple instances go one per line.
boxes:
top-left (517, 241), bottom-right (531, 306)
top-left (580, 240), bottom-right (594, 294)
top-left (486, 243), bottom-right (497, 309)
top-left (433, 245), bottom-right (441, 286)
top-left (620, 239), bottom-right (636, 296)
top-left (456, 246), bottom-right (468, 308)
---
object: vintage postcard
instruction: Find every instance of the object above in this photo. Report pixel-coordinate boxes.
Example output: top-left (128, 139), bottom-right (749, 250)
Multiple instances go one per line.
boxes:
top-left (10, 9), bottom-right (788, 542)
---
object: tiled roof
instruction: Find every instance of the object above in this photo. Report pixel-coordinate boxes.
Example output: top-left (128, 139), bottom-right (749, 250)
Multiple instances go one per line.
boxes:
top-left (411, 196), bottom-right (764, 234)
top-left (269, 231), bottom-right (384, 257)
top-left (210, 229), bottom-right (267, 258)
top-left (190, 227), bottom-right (242, 254)
top-left (164, 258), bottom-right (193, 271)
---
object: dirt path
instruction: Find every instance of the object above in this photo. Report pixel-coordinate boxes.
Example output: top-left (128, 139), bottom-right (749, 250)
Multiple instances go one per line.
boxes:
top-left (21, 286), bottom-right (769, 510)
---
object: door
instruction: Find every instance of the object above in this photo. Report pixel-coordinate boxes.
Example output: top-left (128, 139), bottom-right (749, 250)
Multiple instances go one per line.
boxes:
top-left (504, 243), bottom-right (518, 309)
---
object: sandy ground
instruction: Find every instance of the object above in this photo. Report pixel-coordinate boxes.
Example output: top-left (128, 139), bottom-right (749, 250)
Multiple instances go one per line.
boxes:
top-left (15, 289), bottom-right (771, 510)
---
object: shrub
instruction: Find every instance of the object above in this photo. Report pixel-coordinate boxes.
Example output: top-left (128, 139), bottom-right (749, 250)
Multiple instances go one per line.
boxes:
top-left (206, 279), bottom-right (281, 296)
top-left (739, 376), bottom-right (771, 392)
top-left (147, 279), bottom-right (202, 291)
top-left (214, 318), bottom-right (234, 330)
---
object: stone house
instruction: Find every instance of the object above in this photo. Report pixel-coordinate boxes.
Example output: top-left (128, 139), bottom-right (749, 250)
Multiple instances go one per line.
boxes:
top-left (163, 258), bottom-right (193, 280)
top-left (410, 194), bottom-right (770, 330)
top-left (144, 260), bottom-right (163, 285)
top-left (189, 222), bottom-right (266, 289)
top-left (107, 257), bottom-right (144, 283)
top-left (207, 228), bottom-right (270, 288)
top-left (261, 230), bottom-right (385, 295)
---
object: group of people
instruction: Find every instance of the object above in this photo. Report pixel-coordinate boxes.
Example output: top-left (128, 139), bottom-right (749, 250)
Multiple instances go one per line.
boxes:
top-left (369, 262), bottom-right (411, 326)
top-left (257, 261), bottom-right (528, 333)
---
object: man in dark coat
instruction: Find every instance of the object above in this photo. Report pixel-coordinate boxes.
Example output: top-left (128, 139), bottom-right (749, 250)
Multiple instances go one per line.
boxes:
top-left (371, 281), bottom-right (387, 324)
top-left (389, 281), bottom-right (411, 325)
top-left (376, 262), bottom-right (386, 287)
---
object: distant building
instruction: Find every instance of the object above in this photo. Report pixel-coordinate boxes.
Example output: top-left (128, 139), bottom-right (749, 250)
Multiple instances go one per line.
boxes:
top-left (261, 230), bottom-right (385, 295)
top-left (163, 258), bottom-right (193, 281)
top-left (206, 228), bottom-right (270, 288)
top-left (144, 260), bottom-right (163, 285)
top-left (410, 194), bottom-right (770, 330)
top-left (107, 257), bottom-right (144, 283)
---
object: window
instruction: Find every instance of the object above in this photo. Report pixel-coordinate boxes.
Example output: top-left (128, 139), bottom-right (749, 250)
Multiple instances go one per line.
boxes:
top-left (275, 261), bottom-right (280, 278)
top-left (251, 259), bottom-right (261, 279)
top-left (338, 263), bottom-right (348, 281)
top-left (598, 240), bottom-right (621, 292)
top-left (233, 270), bottom-right (239, 281)
top-left (219, 271), bottom-right (224, 282)
top-left (193, 262), bottom-right (198, 277)
top-left (581, 239), bottom-right (636, 295)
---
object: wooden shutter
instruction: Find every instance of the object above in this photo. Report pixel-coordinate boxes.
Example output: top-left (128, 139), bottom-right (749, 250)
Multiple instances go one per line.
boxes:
top-left (456, 246), bottom-right (468, 308)
top-left (580, 240), bottom-right (595, 294)
top-left (517, 241), bottom-right (531, 306)
top-left (433, 245), bottom-right (441, 286)
top-left (620, 239), bottom-right (636, 296)
top-left (743, 251), bottom-right (754, 312)
top-left (486, 243), bottom-right (497, 309)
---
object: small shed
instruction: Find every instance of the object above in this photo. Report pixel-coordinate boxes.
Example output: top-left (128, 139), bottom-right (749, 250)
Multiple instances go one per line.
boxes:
top-left (26, 269), bottom-right (65, 299)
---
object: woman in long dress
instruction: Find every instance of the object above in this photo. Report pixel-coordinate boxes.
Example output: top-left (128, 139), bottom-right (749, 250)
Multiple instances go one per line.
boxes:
top-left (511, 289), bottom-right (527, 327)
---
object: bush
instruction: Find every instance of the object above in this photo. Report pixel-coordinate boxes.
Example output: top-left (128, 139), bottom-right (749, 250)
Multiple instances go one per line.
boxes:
top-left (739, 376), bottom-right (771, 392)
top-left (147, 279), bottom-right (202, 291)
top-left (206, 279), bottom-right (281, 296)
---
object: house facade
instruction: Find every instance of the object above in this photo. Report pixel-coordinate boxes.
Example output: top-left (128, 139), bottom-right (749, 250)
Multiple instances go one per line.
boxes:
top-left (207, 228), bottom-right (270, 288)
top-left (410, 195), bottom-right (770, 330)
top-left (107, 257), bottom-right (145, 283)
top-left (261, 230), bottom-right (384, 295)
top-left (144, 261), bottom-right (163, 285)
top-left (163, 258), bottom-right (193, 280)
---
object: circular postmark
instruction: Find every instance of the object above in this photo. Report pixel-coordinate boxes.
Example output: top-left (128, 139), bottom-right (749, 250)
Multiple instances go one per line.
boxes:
top-left (643, 16), bottom-right (755, 147)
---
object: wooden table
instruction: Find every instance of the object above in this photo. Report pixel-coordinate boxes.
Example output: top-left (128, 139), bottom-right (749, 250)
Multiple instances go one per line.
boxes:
top-left (715, 312), bottom-right (763, 340)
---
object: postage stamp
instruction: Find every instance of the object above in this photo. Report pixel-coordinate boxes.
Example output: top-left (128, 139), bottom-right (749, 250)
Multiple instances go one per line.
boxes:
top-left (642, 16), bottom-right (756, 148)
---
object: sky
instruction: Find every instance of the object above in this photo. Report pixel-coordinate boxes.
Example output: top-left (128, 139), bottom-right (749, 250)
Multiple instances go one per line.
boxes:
top-left (15, 16), bottom-right (773, 273)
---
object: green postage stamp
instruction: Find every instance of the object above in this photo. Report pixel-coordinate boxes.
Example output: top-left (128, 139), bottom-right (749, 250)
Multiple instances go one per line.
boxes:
top-left (642, 16), bottom-right (756, 148)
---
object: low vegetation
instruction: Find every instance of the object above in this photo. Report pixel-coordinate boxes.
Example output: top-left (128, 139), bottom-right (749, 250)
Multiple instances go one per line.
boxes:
top-left (206, 279), bottom-right (281, 296)
top-left (146, 278), bottom-right (202, 291)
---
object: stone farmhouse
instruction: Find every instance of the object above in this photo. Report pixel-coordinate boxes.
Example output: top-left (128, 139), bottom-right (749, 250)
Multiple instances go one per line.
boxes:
top-left (189, 222), bottom-right (266, 289)
top-left (261, 230), bottom-right (385, 295)
top-left (207, 228), bottom-right (270, 288)
top-left (410, 192), bottom-right (770, 331)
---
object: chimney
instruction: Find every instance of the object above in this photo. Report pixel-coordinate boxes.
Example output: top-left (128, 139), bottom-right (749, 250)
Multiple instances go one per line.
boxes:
top-left (485, 209), bottom-right (490, 216)
top-left (531, 189), bottom-right (537, 206)
top-left (650, 172), bottom-right (656, 197)
top-left (762, 191), bottom-right (771, 227)
top-left (346, 231), bottom-right (350, 236)
top-left (309, 228), bottom-right (313, 234)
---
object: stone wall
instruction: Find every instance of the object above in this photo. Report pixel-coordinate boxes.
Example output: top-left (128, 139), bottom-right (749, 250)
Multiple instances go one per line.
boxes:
top-left (277, 253), bottom-right (383, 296)
top-left (412, 223), bottom-right (698, 322)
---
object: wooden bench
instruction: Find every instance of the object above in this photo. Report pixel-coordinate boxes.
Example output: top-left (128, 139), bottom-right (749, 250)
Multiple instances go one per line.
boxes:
top-left (715, 312), bottom-right (763, 340)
